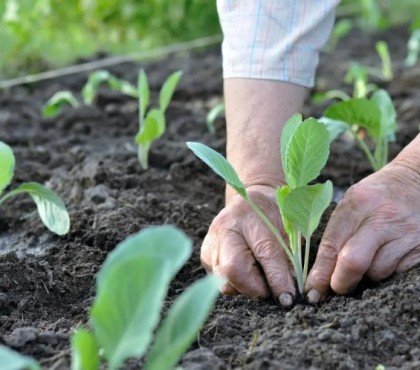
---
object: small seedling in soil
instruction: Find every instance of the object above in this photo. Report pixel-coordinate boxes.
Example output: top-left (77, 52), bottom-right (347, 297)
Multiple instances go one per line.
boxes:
top-left (136, 69), bottom-right (182, 169)
top-left (313, 40), bottom-right (393, 103)
top-left (82, 70), bottom-right (138, 104)
top-left (0, 141), bottom-right (70, 235)
top-left (188, 114), bottom-right (333, 295)
top-left (42, 70), bottom-right (137, 117)
top-left (405, 28), bottom-right (420, 67)
top-left (206, 102), bottom-right (225, 135)
top-left (42, 90), bottom-right (80, 118)
top-left (326, 19), bottom-right (353, 51)
top-left (0, 225), bottom-right (222, 370)
top-left (321, 89), bottom-right (397, 171)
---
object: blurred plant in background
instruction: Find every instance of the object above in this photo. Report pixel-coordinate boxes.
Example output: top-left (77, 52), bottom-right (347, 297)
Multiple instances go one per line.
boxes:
top-left (0, 0), bottom-right (220, 78)
top-left (0, 0), bottom-right (419, 80)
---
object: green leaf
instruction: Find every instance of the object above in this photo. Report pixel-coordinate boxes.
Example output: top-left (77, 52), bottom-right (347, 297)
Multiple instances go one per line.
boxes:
top-left (108, 76), bottom-right (138, 98)
top-left (42, 91), bottom-right (80, 118)
top-left (284, 118), bottom-right (330, 188)
top-left (404, 29), bottom-right (420, 67)
top-left (145, 275), bottom-right (223, 370)
top-left (71, 329), bottom-right (100, 370)
top-left (135, 109), bottom-right (165, 169)
top-left (206, 103), bottom-right (225, 135)
top-left (0, 182), bottom-right (70, 235)
top-left (275, 185), bottom-right (293, 235)
top-left (82, 70), bottom-right (137, 105)
top-left (318, 117), bottom-right (351, 141)
top-left (324, 98), bottom-right (381, 139)
top-left (82, 70), bottom-right (111, 104)
top-left (282, 181), bottom-right (333, 239)
top-left (136, 109), bottom-right (165, 145)
top-left (98, 225), bottom-right (192, 283)
top-left (375, 41), bottom-right (393, 80)
top-left (371, 89), bottom-right (397, 141)
top-left (0, 345), bottom-right (40, 370)
top-left (280, 113), bottom-right (303, 171)
top-left (0, 141), bottom-right (15, 194)
top-left (138, 70), bottom-right (150, 119)
top-left (159, 70), bottom-right (182, 112)
top-left (91, 226), bottom-right (192, 370)
top-left (187, 142), bottom-right (246, 197)
top-left (344, 63), bottom-right (367, 85)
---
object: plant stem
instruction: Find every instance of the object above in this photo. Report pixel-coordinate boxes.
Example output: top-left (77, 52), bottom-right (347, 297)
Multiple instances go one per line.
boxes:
top-left (244, 196), bottom-right (293, 262)
top-left (381, 137), bottom-right (388, 168)
top-left (297, 230), bottom-right (303, 275)
top-left (138, 144), bottom-right (149, 170)
top-left (354, 133), bottom-right (379, 171)
top-left (303, 237), bottom-right (311, 284)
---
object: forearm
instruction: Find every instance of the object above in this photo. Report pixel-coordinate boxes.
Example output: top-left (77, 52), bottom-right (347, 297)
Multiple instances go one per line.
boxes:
top-left (225, 79), bottom-right (306, 202)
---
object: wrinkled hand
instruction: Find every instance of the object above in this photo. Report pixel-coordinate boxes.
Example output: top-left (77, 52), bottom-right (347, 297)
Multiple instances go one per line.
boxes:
top-left (306, 161), bottom-right (420, 303)
top-left (201, 185), bottom-right (296, 307)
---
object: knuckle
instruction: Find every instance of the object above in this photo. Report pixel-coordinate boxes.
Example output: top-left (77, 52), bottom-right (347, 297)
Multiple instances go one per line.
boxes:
top-left (342, 184), bottom-right (374, 209)
top-left (209, 212), bottom-right (230, 234)
top-left (220, 262), bottom-right (240, 281)
top-left (209, 207), bottom-right (241, 234)
top-left (319, 238), bottom-right (339, 261)
top-left (252, 239), bottom-right (276, 260)
top-left (338, 250), bottom-right (368, 275)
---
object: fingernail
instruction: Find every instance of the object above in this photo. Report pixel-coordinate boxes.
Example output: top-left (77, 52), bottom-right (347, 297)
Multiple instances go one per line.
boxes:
top-left (279, 292), bottom-right (294, 308)
top-left (306, 289), bottom-right (321, 304)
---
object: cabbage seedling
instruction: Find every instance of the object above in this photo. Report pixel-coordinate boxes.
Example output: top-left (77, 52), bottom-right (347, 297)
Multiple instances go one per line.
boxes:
top-left (42, 90), bottom-right (80, 118)
top-left (0, 141), bottom-right (70, 235)
top-left (136, 69), bottom-right (182, 169)
top-left (188, 115), bottom-right (333, 295)
top-left (0, 226), bottom-right (222, 370)
top-left (405, 29), bottom-right (420, 67)
top-left (321, 89), bottom-right (396, 171)
top-left (82, 70), bottom-right (138, 104)
top-left (314, 41), bottom-right (392, 104)
top-left (206, 102), bottom-right (225, 135)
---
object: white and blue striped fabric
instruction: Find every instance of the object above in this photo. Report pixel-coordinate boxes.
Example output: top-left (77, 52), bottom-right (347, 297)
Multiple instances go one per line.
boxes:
top-left (217, 0), bottom-right (340, 87)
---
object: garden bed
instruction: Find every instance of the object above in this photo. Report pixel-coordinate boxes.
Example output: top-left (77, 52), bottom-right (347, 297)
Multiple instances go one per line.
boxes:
top-left (0, 26), bottom-right (419, 369)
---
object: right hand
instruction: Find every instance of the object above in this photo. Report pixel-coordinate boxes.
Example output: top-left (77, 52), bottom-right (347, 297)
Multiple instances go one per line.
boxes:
top-left (201, 185), bottom-right (296, 307)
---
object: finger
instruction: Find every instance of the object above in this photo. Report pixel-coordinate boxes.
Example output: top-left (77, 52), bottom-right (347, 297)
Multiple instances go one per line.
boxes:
top-left (244, 225), bottom-right (295, 307)
top-left (331, 223), bottom-right (387, 294)
top-left (214, 230), bottom-right (270, 298)
top-left (200, 232), bottom-right (214, 273)
top-left (305, 199), bottom-right (362, 304)
top-left (396, 246), bottom-right (420, 272)
top-left (367, 238), bottom-right (414, 281)
top-left (201, 228), bottom-right (240, 295)
top-left (220, 281), bottom-right (240, 295)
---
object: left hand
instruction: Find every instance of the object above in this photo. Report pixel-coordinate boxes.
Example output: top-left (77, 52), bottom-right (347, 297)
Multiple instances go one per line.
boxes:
top-left (305, 159), bottom-right (420, 303)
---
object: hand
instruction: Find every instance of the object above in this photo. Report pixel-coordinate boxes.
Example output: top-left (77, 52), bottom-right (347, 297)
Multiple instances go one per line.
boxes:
top-left (201, 185), bottom-right (296, 307)
top-left (306, 160), bottom-right (420, 303)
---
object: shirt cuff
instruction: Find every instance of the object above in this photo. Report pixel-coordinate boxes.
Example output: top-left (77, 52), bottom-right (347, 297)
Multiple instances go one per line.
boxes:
top-left (217, 0), bottom-right (340, 88)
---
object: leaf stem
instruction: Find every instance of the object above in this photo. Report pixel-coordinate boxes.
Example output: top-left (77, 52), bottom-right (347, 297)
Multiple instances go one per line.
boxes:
top-left (138, 144), bottom-right (150, 170)
top-left (353, 132), bottom-right (379, 171)
top-left (303, 237), bottom-right (311, 284)
top-left (244, 196), bottom-right (293, 262)
top-left (297, 230), bottom-right (303, 275)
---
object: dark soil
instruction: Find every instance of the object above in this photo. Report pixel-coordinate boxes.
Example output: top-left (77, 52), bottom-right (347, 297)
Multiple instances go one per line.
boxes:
top-left (1, 26), bottom-right (419, 370)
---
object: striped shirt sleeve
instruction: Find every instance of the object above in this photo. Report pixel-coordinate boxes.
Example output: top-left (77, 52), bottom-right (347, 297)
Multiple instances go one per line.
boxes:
top-left (217, 0), bottom-right (340, 87)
